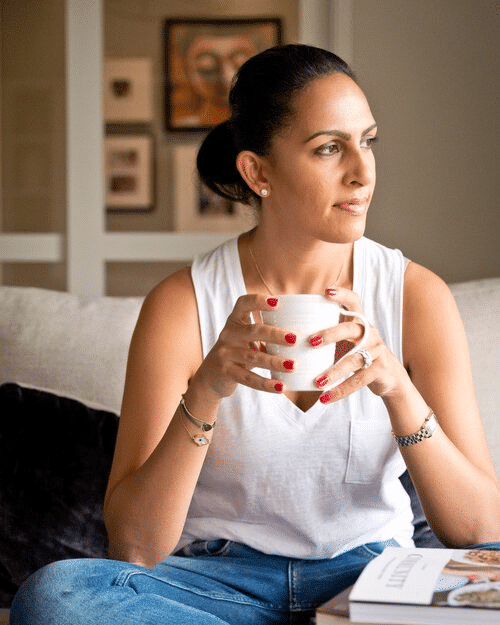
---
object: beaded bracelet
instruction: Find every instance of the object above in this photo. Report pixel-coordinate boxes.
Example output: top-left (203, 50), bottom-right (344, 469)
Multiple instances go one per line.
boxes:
top-left (393, 408), bottom-right (438, 447)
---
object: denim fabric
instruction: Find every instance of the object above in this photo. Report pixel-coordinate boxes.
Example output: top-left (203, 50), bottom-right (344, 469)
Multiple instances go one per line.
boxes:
top-left (9, 539), bottom-right (399, 625)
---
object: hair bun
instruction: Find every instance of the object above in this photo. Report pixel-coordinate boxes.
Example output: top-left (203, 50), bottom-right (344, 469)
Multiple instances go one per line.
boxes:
top-left (197, 120), bottom-right (255, 204)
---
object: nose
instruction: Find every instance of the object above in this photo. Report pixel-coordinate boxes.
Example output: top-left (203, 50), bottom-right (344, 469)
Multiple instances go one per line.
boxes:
top-left (341, 147), bottom-right (375, 188)
top-left (220, 60), bottom-right (235, 90)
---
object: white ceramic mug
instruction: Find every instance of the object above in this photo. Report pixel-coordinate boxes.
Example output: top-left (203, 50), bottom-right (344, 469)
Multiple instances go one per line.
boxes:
top-left (261, 294), bottom-right (370, 391)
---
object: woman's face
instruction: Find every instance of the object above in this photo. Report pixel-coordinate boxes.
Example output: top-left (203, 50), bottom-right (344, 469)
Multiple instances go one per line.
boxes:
top-left (261, 72), bottom-right (377, 244)
top-left (185, 34), bottom-right (257, 106)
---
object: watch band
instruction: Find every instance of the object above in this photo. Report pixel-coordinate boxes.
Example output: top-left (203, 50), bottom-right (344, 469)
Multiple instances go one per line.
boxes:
top-left (393, 410), bottom-right (438, 447)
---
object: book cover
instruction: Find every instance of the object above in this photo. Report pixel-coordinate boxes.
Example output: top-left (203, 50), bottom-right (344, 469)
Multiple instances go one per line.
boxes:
top-left (348, 547), bottom-right (500, 624)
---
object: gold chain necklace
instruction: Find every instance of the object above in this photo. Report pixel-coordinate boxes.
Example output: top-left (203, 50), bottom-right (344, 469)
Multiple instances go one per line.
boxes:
top-left (248, 241), bottom-right (274, 295)
top-left (248, 241), bottom-right (350, 295)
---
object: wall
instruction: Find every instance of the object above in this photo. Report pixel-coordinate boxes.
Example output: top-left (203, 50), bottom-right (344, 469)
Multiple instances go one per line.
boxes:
top-left (1, 1), bottom-right (499, 293)
top-left (353, 0), bottom-right (500, 283)
top-left (1, 0), bottom-right (67, 290)
top-left (0, 0), bottom-right (298, 295)
top-left (104, 0), bottom-right (298, 294)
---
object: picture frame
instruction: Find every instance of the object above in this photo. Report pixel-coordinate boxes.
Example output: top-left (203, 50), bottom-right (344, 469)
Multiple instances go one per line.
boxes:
top-left (104, 58), bottom-right (153, 122)
top-left (164, 17), bottom-right (282, 131)
top-left (173, 143), bottom-right (255, 232)
top-left (105, 135), bottom-right (154, 212)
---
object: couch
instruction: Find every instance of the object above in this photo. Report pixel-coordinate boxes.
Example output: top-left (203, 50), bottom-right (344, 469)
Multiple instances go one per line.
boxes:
top-left (0, 277), bottom-right (499, 617)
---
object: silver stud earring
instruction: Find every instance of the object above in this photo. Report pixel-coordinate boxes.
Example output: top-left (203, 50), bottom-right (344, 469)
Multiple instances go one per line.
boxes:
top-left (261, 188), bottom-right (269, 197)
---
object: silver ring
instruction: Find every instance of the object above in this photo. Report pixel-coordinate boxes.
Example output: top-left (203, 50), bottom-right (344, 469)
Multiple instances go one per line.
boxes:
top-left (358, 348), bottom-right (373, 369)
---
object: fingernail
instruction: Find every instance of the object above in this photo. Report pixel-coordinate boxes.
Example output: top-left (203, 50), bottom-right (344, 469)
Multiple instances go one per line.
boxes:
top-left (315, 375), bottom-right (329, 388)
top-left (274, 382), bottom-right (284, 392)
top-left (284, 333), bottom-right (296, 344)
top-left (309, 335), bottom-right (323, 347)
top-left (283, 360), bottom-right (294, 370)
top-left (267, 297), bottom-right (278, 307)
top-left (326, 288), bottom-right (337, 297)
top-left (319, 392), bottom-right (331, 404)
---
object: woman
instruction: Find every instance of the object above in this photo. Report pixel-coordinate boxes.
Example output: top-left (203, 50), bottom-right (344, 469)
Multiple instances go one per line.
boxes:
top-left (10, 44), bottom-right (500, 625)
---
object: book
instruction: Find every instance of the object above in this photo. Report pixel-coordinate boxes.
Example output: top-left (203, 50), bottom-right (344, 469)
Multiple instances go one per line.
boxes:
top-left (347, 547), bottom-right (500, 624)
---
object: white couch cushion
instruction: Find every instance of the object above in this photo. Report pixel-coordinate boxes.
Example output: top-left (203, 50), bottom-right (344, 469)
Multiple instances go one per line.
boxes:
top-left (449, 277), bottom-right (500, 475)
top-left (0, 287), bottom-right (143, 414)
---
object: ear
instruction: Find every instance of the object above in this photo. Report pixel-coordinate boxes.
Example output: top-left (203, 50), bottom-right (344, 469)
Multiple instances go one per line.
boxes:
top-left (236, 151), bottom-right (269, 197)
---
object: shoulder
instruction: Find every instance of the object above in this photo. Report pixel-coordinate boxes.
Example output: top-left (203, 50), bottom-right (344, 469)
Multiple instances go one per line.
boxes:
top-left (404, 261), bottom-right (457, 316)
top-left (137, 266), bottom-right (197, 329)
top-left (402, 261), bottom-right (465, 367)
top-left (130, 266), bottom-right (202, 375)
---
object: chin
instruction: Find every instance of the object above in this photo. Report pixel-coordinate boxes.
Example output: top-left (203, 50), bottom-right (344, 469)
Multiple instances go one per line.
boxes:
top-left (323, 223), bottom-right (367, 245)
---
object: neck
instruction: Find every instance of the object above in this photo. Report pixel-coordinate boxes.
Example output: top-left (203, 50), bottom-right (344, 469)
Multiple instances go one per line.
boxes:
top-left (241, 227), bottom-right (355, 295)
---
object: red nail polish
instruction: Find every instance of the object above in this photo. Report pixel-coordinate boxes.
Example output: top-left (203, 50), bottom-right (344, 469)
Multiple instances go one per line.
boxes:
top-left (326, 288), bottom-right (337, 297)
top-left (267, 297), bottom-right (278, 307)
top-left (319, 392), bottom-right (331, 404)
top-left (309, 335), bottom-right (323, 347)
top-left (283, 360), bottom-right (294, 370)
top-left (274, 382), bottom-right (284, 392)
top-left (284, 333), bottom-right (296, 344)
top-left (315, 375), bottom-right (329, 388)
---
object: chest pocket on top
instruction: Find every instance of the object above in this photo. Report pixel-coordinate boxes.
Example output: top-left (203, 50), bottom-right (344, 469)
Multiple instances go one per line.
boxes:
top-left (345, 417), bottom-right (403, 484)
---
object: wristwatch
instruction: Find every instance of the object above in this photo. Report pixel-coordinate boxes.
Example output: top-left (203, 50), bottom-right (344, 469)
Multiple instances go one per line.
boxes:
top-left (393, 411), bottom-right (438, 447)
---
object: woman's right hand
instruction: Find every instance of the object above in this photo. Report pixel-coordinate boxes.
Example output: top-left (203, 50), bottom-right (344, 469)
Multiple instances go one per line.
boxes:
top-left (194, 294), bottom-right (295, 398)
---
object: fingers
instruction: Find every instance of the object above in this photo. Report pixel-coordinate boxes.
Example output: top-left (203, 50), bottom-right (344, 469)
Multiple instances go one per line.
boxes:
top-left (223, 361), bottom-right (289, 394)
top-left (228, 293), bottom-right (281, 324)
top-left (318, 368), bottom-right (376, 405)
top-left (325, 286), bottom-right (364, 313)
top-left (207, 294), bottom-right (297, 395)
top-left (308, 319), bottom-right (367, 349)
top-left (313, 323), bottom-right (386, 398)
top-left (316, 340), bottom-right (403, 404)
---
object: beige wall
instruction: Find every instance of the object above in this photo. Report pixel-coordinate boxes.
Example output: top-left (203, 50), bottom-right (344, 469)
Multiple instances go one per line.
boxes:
top-left (1, 0), bottom-right (67, 290)
top-left (1, 0), bottom-right (298, 295)
top-left (1, 1), bottom-right (499, 293)
top-left (354, 0), bottom-right (500, 283)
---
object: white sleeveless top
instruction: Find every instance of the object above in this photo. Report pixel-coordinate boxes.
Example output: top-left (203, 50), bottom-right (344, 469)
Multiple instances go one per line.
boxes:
top-left (177, 236), bottom-right (414, 559)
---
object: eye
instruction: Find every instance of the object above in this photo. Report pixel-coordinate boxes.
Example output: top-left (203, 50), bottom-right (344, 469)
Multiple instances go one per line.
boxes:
top-left (363, 136), bottom-right (379, 149)
top-left (315, 142), bottom-right (339, 156)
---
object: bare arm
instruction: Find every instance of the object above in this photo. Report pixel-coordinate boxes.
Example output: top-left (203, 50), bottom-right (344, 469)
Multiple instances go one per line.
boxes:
top-left (103, 268), bottom-right (212, 566)
top-left (315, 263), bottom-right (500, 547)
top-left (395, 261), bottom-right (500, 546)
top-left (103, 269), bottom-right (291, 567)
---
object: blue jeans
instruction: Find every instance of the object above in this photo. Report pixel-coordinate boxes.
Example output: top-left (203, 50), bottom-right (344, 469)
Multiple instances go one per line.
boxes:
top-left (9, 539), bottom-right (399, 625)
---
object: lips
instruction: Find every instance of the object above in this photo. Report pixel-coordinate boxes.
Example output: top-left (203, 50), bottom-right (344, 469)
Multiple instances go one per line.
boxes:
top-left (334, 198), bottom-right (368, 215)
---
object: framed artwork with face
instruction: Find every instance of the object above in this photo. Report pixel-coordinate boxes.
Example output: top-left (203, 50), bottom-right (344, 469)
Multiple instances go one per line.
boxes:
top-left (164, 17), bottom-right (282, 131)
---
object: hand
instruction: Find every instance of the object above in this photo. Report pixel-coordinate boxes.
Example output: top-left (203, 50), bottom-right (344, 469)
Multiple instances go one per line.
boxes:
top-left (195, 294), bottom-right (295, 399)
top-left (312, 287), bottom-right (408, 403)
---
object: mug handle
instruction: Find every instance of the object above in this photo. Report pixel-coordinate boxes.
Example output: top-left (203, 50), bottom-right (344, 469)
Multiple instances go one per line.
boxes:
top-left (334, 310), bottom-right (370, 367)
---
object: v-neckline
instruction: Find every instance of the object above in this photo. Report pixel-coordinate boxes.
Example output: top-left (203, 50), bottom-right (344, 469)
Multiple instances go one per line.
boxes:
top-left (231, 236), bottom-right (363, 417)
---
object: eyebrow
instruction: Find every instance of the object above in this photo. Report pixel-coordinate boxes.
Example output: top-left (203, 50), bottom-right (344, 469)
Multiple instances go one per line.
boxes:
top-left (305, 122), bottom-right (378, 143)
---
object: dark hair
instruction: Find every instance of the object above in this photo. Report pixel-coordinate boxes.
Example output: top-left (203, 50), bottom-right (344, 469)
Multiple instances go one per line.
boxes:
top-left (196, 44), bottom-right (355, 205)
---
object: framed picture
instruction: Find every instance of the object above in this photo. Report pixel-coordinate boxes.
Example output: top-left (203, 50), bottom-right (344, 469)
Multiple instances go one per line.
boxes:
top-left (173, 143), bottom-right (255, 232)
top-left (164, 17), bottom-right (282, 131)
top-left (104, 58), bottom-right (153, 122)
top-left (105, 135), bottom-right (154, 212)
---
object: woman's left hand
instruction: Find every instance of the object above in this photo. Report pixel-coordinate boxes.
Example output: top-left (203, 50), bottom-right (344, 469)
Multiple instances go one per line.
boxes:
top-left (313, 287), bottom-right (408, 403)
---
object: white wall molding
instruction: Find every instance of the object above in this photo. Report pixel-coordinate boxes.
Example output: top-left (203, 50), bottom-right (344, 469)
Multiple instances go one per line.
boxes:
top-left (0, 234), bottom-right (63, 262)
top-left (2, 1), bottom-right (352, 296)
top-left (66, 0), bottom-right (105, 296)
top-left (299, 0), bottom-right (353, 65)
top-left (103, 233), bottom-right (234, 261)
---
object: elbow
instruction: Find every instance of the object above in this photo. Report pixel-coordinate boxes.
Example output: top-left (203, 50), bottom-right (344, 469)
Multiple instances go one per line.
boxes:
top-left (107, 539), bottom-right (175, 569)
top-left (436, 516), bottom-right (500, 550)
